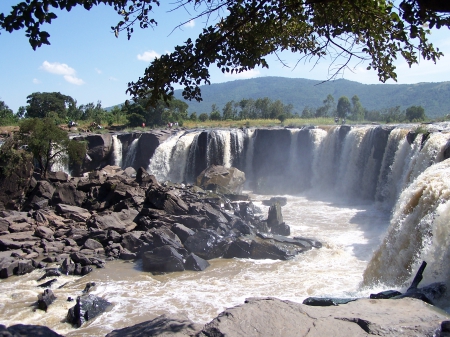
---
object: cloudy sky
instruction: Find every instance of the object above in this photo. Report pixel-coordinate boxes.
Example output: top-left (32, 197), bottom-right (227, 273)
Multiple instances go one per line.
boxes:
top-left (1, 1), bottom-right (450, 112)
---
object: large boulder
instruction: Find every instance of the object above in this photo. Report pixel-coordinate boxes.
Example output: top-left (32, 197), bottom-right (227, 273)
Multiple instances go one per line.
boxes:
top-left (198, 297), bottom-right (450, 337)
top-left (196, 165), bottom-right (245, 194)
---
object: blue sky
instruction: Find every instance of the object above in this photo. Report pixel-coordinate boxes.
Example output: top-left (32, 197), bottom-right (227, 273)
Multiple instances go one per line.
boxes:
top-left (1, 1), bottom-right (450, 112)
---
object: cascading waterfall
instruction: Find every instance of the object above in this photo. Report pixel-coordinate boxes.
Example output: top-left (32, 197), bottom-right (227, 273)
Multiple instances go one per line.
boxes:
top-left (243, 128), bottom-right (256, 187)
top-left (206, 130), bottom-right (232, 168)
top-left (362, 158), bottom-right (450, 288)
top-left (112, 135), bottom-right (123, 168)
top-left (147, 131), bottom-right (185, 181)
top-left (167, 131), bottom-right (201, 183)
top-left (375, 128), bottom-right (410, 206)
top-left (311, 127), bottom-right (337, 191)
top-left (123, 136), bottom-right (140, 169)
top-left (230, 128), bottom-right (246, 169)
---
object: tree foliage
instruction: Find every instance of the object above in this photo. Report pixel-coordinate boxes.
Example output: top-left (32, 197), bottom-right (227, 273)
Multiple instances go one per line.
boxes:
top-left (19, 117), bottom-right (86, 177)
top-left (406, 105), bottom-right (426, 121)
top-left (25, 92), bottom-right (76, 120)
top-left (2, 0), bottom-right (449, 107)
top-left (337, 96), bottom-right (351, 119)
top-left (0, 100), bottom-right (18, 126)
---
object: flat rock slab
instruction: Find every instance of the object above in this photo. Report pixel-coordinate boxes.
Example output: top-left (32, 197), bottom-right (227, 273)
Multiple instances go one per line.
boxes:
top-left (106, 314), bottom-right (203, 337)
top-left (198, 297), bottom-right (450, 337)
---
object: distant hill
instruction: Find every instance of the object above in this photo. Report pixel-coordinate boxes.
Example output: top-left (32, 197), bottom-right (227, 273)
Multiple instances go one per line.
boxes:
top-left (172, 77), bottom-right (450, 118)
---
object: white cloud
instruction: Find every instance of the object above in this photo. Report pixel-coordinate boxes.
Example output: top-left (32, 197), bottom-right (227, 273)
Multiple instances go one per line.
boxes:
top-left (95, 68), bottom-right (102, 74)
top-left (32, 78), bottom-right (41, 84)
top-left (40, 61), bottom-right (75, 76)
top-left (137, 50), bottom-right (160, 62)
top-left (40, 60), bottom-right (85, 85)
top-left (184, 20), bottom-right (195, 28)
top-left (109, 76), bottom-right (118, 81)
top-left (64, 75), bottom-right (85, 85)
top-left (224, 69), bottom-right (261, 79)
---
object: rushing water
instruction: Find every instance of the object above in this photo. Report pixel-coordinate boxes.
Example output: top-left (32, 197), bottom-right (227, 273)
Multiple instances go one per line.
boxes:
top-left (0, 193), bottom-right (391, 336)
top-left (2, 124), bottom-right (450, 335)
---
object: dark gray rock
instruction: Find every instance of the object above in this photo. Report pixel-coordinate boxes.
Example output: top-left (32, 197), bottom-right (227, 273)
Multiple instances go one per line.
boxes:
top-left (184, 253), bottom-right (210, 271)
top-left (121, 232), bottom-right (144, 253)
top-left (55, 204), bottom-right (91, 222)
top-left (67, 294), bottom-right (112, 327)
top-left (70, 252), bottom-right (92, 266)
top-left (270, 222), bottom-right (290, 236)
top-left (302, 297), bottom-right (358, 306)
top-left (150, 227), bottom-right (184, 251)
top-left (184, 229), bottom-right (229, 260)
top-left (223, 237), bottom-right (253, 259)
top-left (171, 223), bottom-right (195, 243)
top-left (105, 314), bottom-right (202, 337)
top-left (34, 226), bottom-right (54, 240)
top-left (52, 182), bottom-right (86, 206)
top-left (0, 256), bottom-right (18, 278)
top-left (83, 238), bottom-right (104, 250)
top-left (37, 278), bottom-right (58, 288)
top-left (37, 268), bottom-right (61, 281)
top-left (267, 202), bottom-right (283, 228)
top-left (87, 212), bottom-right (128, 234)
top-left (142, 246), bottom-right (185, 273)
top-left (0, 323), bottom-right (64, 337)
top-left (37, 289), bottom-right (57, 312)
top-left (119, 248), bottom-right (137, 260)
top-left (16, 260), bottom-right (34, 275)
top-left (370, 290), bottom-right (402, 299)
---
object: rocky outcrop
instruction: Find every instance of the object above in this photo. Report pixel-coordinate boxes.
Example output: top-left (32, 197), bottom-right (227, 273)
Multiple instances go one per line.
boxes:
top-left (0, 164), bottom-right (322, 280)
top-left (197, 297), bottom-right (450, 337)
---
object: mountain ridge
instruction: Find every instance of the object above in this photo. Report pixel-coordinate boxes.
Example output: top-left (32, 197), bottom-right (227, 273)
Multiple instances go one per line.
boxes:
top-left (172, 76), bottom-right (450, 118)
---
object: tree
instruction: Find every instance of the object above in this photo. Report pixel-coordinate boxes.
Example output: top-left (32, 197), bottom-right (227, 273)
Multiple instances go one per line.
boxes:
top-left (337, 96), bottom-right (351, 119)
top-left (189, 112), bottom-right (197, 121)
top-left (222, 101), bottom-right (237, 120)
top-left (25, 92), bottom-right (76, 119)
top-left (210, 104), bottom-right (221, 121)
top-left (19, 117), bottom-right (86, 177)
top-left (406, 105), bottom-right (426, 121)
top-left (0, 100), bottom-right (17, 126)
top-left (301, 106), bottom-right (313, 119)
top-left (350, 95), bottom-right (365, 121)
top-left (198, 113), bottom-right (209, 122)
top-left (2, 1), bottom-right (449, 106)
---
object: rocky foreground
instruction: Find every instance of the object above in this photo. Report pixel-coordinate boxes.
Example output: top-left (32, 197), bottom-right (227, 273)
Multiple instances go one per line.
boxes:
top-left (0, 164), bottom-right (450, 336)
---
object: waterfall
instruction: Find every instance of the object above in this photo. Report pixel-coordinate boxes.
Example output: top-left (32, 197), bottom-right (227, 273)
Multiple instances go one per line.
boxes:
top-left (123, 137), bottom-right (140, 169)
top-left (112, 135), bottom-right (123, 167)
top-left (311, 127), bottom-right (338, 191)
top-left (230, 129), bottom-right (245, 169)
top-left (206, 130), bottom-right (232, 168)
top-left (147, 131), bottom-right (185, 181)
top-left (167, 131), bottom-right (200, 183)
top-left (362, 158), bottom-right (450, 287)
top-left (243, 129), bottom-right (255, 187)
top-left (375, 128), bottom-right (410, 206)
top-left (287, 129), bottom-right (300, 176)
